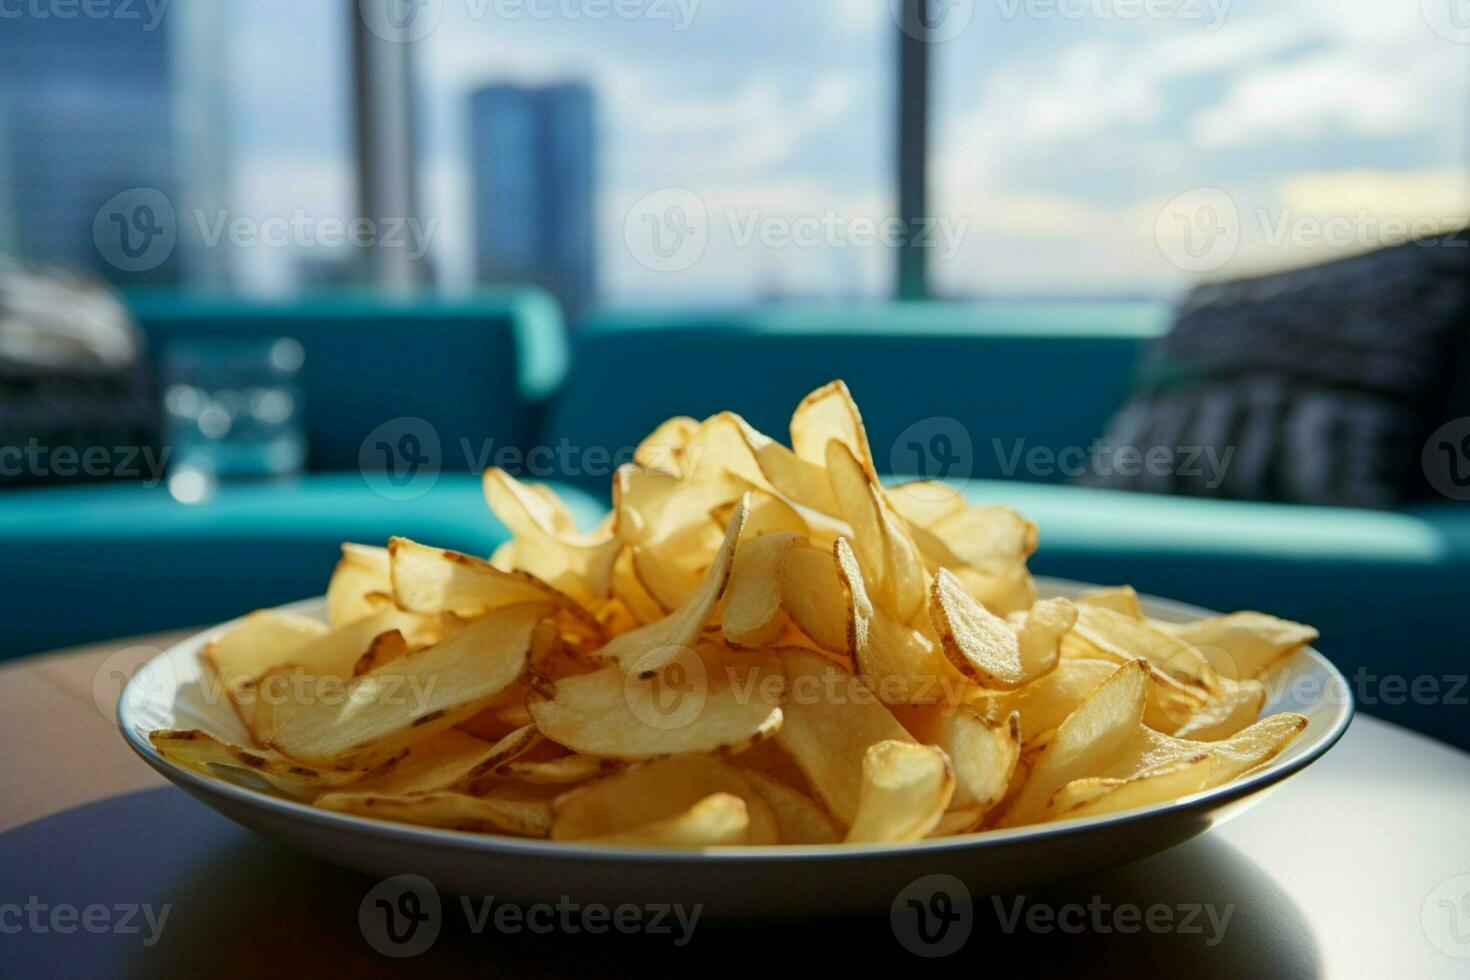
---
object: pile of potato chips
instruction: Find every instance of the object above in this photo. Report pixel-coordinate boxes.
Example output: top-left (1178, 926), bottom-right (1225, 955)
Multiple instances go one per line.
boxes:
top-left (152, 381), bottom-right (1314, 846)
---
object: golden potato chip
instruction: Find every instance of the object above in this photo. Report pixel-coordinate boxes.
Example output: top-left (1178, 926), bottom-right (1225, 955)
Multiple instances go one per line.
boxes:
top-left (930, 569), bottom-right (1074, 689)
top-left (582, 793), bottom-right (750, 847)
top-left (790, 380), bottom-right (876, 479)
top-left (739, 769), bottom-right (841, 844)
top-left (844, 740), bottom-right (954, 843)
top-left (527, 649), bottom-right (783, 760)
top-left (774, 648), bottom-right (917, 824)
top-left (551, 754), bottom-right (778, 844)
top-left (150, 729), bottom-right (405, 787)
top-left (389, 537), bottom-right (599, 632)
top-left (268, 603), bottom-right (551, 766)
top-left (1000, 660), bottom-right (1152, 827)
top-left (483, 468), bottom-right (619, 603)
top-left (1077, 585), bottom-right (1144, 620)
top-left (827, 441), bottom-right (926, 623)
top-left (722, 531), bottom-right (801, 648)
top-left (837, 538), bottom-right (967, 705)
top-left (779, 543), bottom-right (852, 656)
top-left (344, 727), bottom-right (540, 795)
top-left (634, 415), bottom-right (699, 475)
top-left (326, 543), bottom-right (391, 627)
top-left (594, 495), bottom-right (747, 676)
top-left (1174, 677), bottom-right (1267, 741)
top-left (1160, 611), bottom-right (1319, 681)
top-left (315, 789), bottom-right (552, 837)
top-left (201, 611), bottom-right (328, 729)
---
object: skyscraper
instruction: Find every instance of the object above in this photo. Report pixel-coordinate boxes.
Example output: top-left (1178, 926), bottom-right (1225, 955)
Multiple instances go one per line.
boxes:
top-left (470, 83), bottom-right (596, 315)
top-left (0, 14), bottom-right (179, 284)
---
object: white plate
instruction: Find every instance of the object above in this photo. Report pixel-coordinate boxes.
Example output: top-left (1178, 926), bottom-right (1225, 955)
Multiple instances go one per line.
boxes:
top-left (119, 580), bottom-right (1353, 918)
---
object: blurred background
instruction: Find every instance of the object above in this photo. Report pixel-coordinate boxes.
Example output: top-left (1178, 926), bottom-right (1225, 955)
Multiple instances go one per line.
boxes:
top-left (1, 1), bottom-right (1467, 745)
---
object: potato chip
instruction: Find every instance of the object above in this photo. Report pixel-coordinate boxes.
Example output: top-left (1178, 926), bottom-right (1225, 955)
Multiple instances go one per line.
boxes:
top-left (1066, 604), bottom-right (1219, 695)
top-left (326, 543), bottom-right (391, 627)
top-left (483, 468), bottom-right (619, 603)
top-left (389, 537), bottom-right (599, 632)
top-left (774, 648), bottom-right (916, 824)
top-left (345, 727), bottom-right (540, 795)
top-left (837, 538), bottom-right (967, 705)
top-left (634, 415), bottom-right (699, 475)
top-left (1174, 677), bottom-right (1267, 741)
top-left (527, 648), bottom-right (783, 760)
top-left (1000, 660), bottom-right (1152, 827)
top-left (582, 793), bottom-right (750, 847)
top-left (916, 706), bottom-right (1020, 814)
top-left (268, 603), bottom-right (551, 766)
top-left (201, 611), bottom-right (328, 729)
top-left (594, 495), bottom-right (747, 676)
top-left (1077, 585), bottom-right (1144, 620)
top-left (739, 770), bottom-right (842, 844)
top-left (930, 569), bottom-right (1074, 689)
top-left (150, 729), bottom-right (406, 787)
top-left (315, 788), bottom-right (553, 837)
top-left (844, 741), bottom-right (954, 843)
top-left (790, 380), bottom-right (876, 480)
top-left (827, 441), bottom-right (926, 623)
top-left (779, 543), bottom-right (852, 655)
top-left (551, 754), bottom-right (778, 844)
top-left (722, 531), bottom-right (800, 648)
top-left (1159, 611), bottom-right (1319, 681)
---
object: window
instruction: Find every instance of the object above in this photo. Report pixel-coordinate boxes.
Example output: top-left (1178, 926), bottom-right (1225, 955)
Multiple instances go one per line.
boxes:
top-left (930, 1), bottom-right (1470, 298)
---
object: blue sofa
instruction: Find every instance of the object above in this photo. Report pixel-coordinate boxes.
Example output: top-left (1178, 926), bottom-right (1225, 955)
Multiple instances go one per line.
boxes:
top-left (0, 289), bottom-right (593, 657)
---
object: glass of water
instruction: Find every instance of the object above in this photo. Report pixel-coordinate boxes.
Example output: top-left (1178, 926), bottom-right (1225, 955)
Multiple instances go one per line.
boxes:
top-left (162, 337), bottom-right (306, 502)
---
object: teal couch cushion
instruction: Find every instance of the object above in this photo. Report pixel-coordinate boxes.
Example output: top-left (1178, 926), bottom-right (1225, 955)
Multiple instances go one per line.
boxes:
top-left (545, 302), bottom-right (1168, 488)
top-left (952, 479), bottom-right (1470, 749)
top-left (0, 475), bottom-right (604, 657)
top-left (126, 289), bottom-right (569, 472)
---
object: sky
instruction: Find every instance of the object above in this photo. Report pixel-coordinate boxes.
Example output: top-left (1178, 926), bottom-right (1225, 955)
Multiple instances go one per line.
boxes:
top-left (219, 0), bottom-right (1469, 302)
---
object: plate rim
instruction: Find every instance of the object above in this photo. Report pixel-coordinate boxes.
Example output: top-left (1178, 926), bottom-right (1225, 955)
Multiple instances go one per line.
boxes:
top-left (118, 578), bottom-right (1355, 862)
